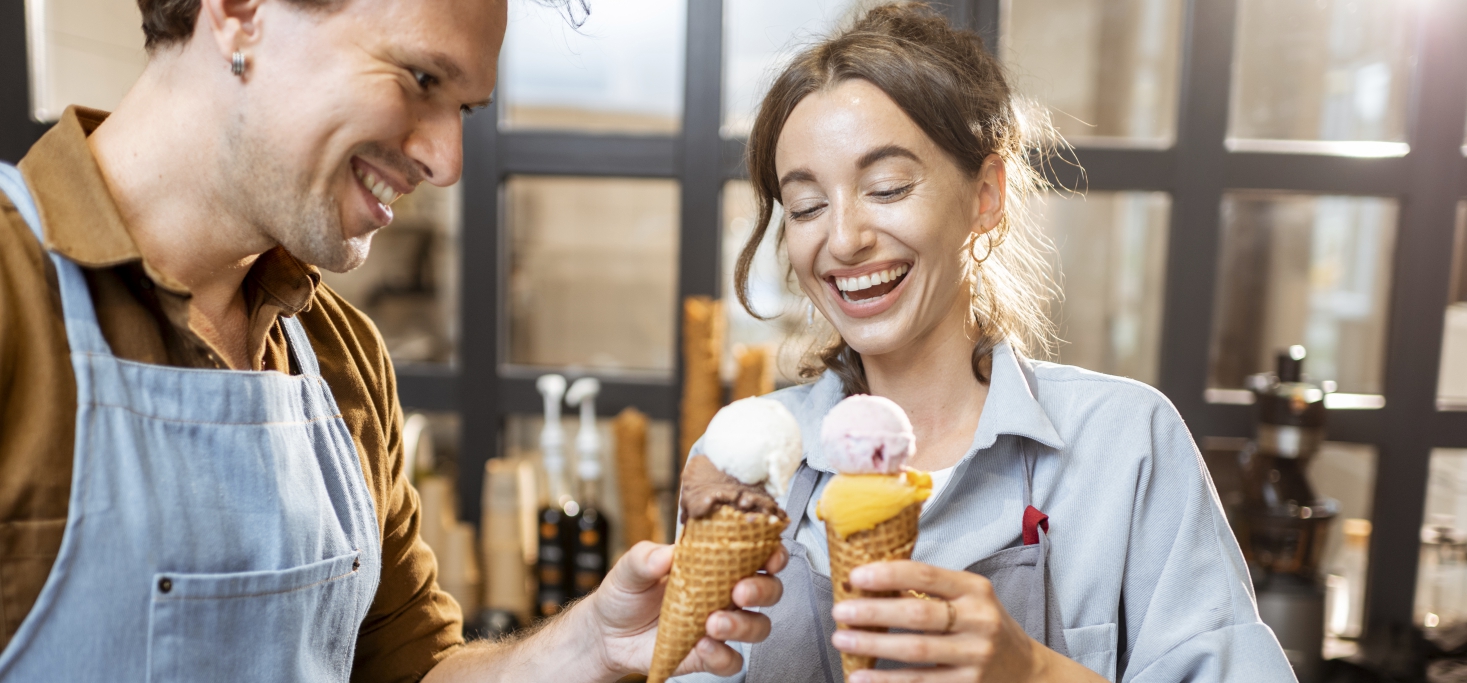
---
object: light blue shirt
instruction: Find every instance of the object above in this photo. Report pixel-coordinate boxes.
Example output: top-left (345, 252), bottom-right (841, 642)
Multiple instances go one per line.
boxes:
top-left (678, 341), bottom-right (1295, 682)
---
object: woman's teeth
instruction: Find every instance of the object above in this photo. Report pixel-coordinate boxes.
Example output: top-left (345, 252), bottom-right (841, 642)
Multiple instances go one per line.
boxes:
top-left (355, 165), bottom-right (402, 205)
top-left (835, 264), bottom-right (909, 294)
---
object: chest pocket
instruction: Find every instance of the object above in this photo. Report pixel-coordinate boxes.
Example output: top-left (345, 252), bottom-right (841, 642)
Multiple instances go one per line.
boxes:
top-left (147, 551), bottom-right (367, 683)
top-left (1063, 622), bottom-right (1118, 681)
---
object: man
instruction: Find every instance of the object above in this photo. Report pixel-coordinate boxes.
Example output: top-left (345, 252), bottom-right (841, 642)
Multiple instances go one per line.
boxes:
top-left (0, 0), bottom-right (782, 681)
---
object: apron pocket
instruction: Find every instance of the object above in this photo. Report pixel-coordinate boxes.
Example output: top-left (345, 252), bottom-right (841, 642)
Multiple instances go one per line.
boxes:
top-left (1062, 622), bottom-right (1117, 681)
top-left (147, 552), bottom-right (364, 683)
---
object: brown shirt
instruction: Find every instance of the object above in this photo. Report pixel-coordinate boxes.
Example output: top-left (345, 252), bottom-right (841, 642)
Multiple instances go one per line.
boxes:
top-left (0, 108), bottom-right (463, 682)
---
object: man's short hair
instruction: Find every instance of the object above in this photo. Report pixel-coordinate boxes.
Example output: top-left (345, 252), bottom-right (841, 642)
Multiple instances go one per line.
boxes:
top-left (137, 0), bottom-right (342, 51)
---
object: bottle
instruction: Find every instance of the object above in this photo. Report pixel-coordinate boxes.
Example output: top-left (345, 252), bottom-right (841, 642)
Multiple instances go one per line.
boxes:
top-left (567, 378), bottom-right (611, 598)
top-left (533, 374), bottom-right (580, 617)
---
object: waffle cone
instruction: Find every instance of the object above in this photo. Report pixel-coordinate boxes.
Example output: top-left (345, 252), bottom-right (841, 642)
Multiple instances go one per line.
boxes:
top-left (827, 501), bottom-right (922, 679)
top-left (647, 505), bottom-right (788, 683)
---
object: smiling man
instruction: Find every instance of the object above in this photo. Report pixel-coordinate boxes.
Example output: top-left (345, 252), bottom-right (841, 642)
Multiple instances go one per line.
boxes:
top-left (0, 0), bottom-right (782, 681)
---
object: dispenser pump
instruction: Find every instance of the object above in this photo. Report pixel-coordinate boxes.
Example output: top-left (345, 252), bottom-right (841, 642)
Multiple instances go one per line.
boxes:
top-left (536, 374), bottom-right (570, 504)
top-left (566, 378), bottom-right (603, 491)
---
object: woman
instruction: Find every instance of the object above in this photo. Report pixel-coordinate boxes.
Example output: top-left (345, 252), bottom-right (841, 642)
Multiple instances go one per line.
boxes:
top-left (680, 4), bottom-right (1293, 683)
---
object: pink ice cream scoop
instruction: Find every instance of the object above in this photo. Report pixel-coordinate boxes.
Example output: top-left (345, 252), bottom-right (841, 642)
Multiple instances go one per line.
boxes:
top-left (820, 395), bottom-right (916, 474)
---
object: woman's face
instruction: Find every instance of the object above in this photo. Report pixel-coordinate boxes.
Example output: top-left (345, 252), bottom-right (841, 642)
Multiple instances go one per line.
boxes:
top-left (776, 79), bottom-right (1003, 359)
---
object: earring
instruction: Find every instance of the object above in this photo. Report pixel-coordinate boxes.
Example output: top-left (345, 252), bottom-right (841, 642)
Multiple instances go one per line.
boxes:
top-left (231, 51), bottom-right (246, 77)
top-left (807, 301), bottom-right (815, 326)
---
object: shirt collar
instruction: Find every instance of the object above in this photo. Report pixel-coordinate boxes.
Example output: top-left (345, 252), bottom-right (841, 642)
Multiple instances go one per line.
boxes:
top-left (17, 106), bottom-right (320, 316)
top-left (797, 340), bottom-right (1065, 474)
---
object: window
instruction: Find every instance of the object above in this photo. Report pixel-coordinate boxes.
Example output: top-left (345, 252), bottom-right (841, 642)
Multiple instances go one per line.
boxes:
top-left (1417, 449), bottom-right (1467, 633)
top-left (1228, 0), bottom-right (1416, 155)
top-left (1038, 191), bottom-right (1170, 384)
top-left (24, 0), bottom-right (146, 122)
top-left (504, 176), bottom-right (680, 374)
top-left (498, 0), bottom-right (688, 134)
top-left (1209, 193), bottom-right (1397, 395)
top-left (1002, 0), bottom-right (1184, 146)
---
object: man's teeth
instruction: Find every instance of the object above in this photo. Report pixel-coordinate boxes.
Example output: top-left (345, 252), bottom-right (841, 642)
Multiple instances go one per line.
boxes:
top-left (835, 264), bottom-right (909, 293)
top-left (355, 165), bottom-right (402, 205)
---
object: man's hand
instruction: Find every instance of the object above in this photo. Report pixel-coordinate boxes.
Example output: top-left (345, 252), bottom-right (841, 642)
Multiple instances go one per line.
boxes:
top-left (593, 541), bottom-right (788, 678)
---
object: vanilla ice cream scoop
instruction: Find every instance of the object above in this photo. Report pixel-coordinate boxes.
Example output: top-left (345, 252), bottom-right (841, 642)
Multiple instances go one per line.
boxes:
top-left (700, 397), bottom-right (803, 498)
top-left (820, 395), bottom-right (915, 474)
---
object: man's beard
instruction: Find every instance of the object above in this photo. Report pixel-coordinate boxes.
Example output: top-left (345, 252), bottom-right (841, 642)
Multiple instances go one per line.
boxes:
top-left (223, 127), bottom-right (375, 274)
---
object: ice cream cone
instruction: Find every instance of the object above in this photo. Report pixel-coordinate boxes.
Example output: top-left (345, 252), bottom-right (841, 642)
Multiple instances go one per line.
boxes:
top-left (647, 505), bottom-right (788, 683)
top-left (826, 500), bottom-right (923, 679)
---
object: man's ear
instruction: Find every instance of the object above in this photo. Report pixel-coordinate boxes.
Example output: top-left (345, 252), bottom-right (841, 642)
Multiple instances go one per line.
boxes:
top-left (970, 154), bottom-right (1007, 238)
top-left (200, 0), bottom-right (267, 61)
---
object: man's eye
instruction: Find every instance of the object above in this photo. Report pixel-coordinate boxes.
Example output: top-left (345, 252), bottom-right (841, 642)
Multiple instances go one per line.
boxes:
top-left (412, 69), bottom-right (437, 89)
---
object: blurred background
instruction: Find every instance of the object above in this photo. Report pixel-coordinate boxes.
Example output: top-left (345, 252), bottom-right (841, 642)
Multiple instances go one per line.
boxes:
top-left (3, 0), bottom-right (1467, 680)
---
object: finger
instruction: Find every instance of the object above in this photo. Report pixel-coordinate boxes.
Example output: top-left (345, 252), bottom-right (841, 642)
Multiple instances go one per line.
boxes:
top-left (732, 574), bottom-right (783, 608)
top-left (831, 597), bottom-right (950, 632)
top-left (763, 545), bottom-right (789, 574)
top-left (849, 561), bottom-right (983, 600)
top-left (848, 666), bottom-right (976, 683)
top-left (831, 628), bottom-right (972, 666)
top-left (672, 637), bottom-right (744, 677)
top-left (706, 609), bottom-right (772, 643)
top-left (604, 541), bottom-right (674, 594)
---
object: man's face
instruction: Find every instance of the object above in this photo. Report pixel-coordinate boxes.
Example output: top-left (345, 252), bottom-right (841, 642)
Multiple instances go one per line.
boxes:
top-left (223, 0), bottom-right (505, 272)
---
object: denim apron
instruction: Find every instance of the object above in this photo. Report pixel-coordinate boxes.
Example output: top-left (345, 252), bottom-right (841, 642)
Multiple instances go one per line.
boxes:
top-left (747, 446), bottom-right (1067, 683)
top-left (0, 164), bottom-right (382, 682)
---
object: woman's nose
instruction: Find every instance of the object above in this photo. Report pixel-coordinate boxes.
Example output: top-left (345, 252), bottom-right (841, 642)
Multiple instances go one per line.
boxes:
top-left (825, 199), bottom-right (876, 262)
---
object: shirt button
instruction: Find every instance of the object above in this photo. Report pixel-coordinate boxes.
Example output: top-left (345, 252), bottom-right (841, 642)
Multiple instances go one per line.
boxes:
top-left (139, 277), bottom-right (154, 290)
top-left (158, 577), bottom-right (172, 594)
top-left (352, 558), bottom-right (361, 571)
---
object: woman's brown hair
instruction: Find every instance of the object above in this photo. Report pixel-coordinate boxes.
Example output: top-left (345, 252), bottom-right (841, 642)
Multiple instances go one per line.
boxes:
top-left (735, 1), bottom-right (1059, 395)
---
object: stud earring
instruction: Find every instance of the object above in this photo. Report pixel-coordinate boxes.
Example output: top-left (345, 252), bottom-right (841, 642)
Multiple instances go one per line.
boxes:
top-left (231, 51), bottom-right (246, 77)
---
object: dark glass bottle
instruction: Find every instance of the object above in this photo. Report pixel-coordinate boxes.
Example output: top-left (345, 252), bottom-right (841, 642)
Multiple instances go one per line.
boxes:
top-left (535, 500), bottom-right (580, 617)
top-left (1237, 347), bottom-right (1336, 579)
top-left (572, 482), bottom-right (611, 599)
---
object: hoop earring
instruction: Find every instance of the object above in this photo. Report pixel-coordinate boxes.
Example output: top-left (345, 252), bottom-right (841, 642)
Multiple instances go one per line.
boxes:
top-left (231, 51), bottom-right (246, 77)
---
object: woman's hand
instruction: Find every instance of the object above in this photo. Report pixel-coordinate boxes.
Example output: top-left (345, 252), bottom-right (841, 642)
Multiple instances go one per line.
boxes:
top-left (592, 541), bottom-right (788, 678)
top-left (829, 560), bottom-right (1102, 683)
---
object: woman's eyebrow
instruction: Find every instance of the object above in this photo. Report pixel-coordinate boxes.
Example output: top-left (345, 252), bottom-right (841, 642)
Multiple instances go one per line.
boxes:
top-left (857, 144), bottom-right (920, 169)
top-left (779, 168), bottom-right (817, 188)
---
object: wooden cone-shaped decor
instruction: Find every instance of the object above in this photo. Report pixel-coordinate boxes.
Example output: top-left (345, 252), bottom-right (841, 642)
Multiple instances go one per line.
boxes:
top-left (730, 344), bottom-right (774, 401)
top-left (613, 407), bottom-right (654, 547)
top-left (678, 296), bottom-right (724, 468)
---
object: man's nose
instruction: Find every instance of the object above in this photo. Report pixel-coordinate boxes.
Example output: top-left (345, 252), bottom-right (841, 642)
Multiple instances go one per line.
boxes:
top-left (405, 110), bottom-right (464, 187)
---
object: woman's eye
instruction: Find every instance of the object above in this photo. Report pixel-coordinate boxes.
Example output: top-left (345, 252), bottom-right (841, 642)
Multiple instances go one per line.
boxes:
top-left (872, 184), bottom-right (913, 200)
top-left (412, 69), bottom-right (437, 90)
top-left (789, 203), bottom-right (825, 220)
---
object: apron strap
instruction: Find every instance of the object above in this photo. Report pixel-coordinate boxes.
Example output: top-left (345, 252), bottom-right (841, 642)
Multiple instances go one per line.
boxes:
top-left (0, 163), bottom-right (113, 357)
top-left (781, 463), bottom-right (820, 539)
top-left (278, 315), bottom-right (322, 378)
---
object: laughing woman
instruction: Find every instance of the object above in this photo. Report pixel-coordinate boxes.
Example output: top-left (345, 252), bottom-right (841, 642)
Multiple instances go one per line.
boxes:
top-left (677, 4), bottom-right (1293, 683)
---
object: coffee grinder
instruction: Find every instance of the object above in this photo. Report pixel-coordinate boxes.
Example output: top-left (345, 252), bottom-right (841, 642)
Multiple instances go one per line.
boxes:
top-left (1238, 345), bottom-right (1339, 683)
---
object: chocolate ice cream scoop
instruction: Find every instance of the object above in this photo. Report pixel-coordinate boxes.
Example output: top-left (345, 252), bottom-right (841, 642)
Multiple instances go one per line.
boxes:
top-left (679, 454), bottom-right (787, 524)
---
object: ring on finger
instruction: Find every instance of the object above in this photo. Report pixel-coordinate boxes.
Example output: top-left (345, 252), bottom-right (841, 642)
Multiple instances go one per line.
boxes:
top-left (940, 598), bottom-right (957, 634)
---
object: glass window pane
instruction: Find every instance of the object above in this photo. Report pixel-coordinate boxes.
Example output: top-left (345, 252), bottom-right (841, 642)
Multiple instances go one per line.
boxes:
top-left (721, 0), bottom-right (866, 138)
top-left (1209, 193), bottom-right (1398, 395)
top-left (1035, 191), bottom-right (1171, 384)
top-left (322, 184), bottom-right (460, 364)
top-left (1417, 449), bottom-right (1467, 633)
top-left (499, 0), bottom-right (686, 134)
top-left (26, 0), bottom-right (146, 122)
top-left (1002, 0), bottom-right (1184, 146)
top-left (721, 181), bottom-right (821, 385)
top-left (505, 176), bottom-right (679, 374)
top-left (1228, 0), bottom-right (1415, 151)
top-left (1436, 202), bottom-right (1467, 409)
